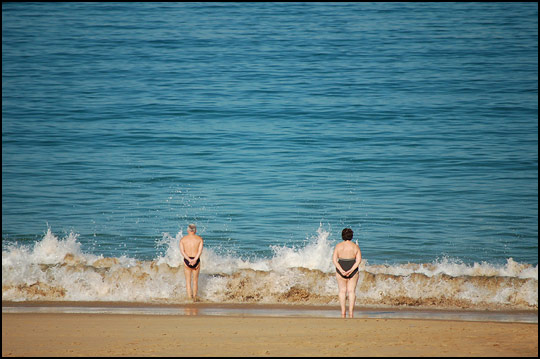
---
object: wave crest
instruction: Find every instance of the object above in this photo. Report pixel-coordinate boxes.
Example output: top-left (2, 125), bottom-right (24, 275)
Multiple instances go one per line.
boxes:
top-left (2, 227), bottom-right (537, 310)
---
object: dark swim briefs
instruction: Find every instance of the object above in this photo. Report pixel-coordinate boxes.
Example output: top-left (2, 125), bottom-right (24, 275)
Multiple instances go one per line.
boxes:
top-left (184, 256), bottom-right (200, 269)
top-left (336, 258), bottom-right (358, 279)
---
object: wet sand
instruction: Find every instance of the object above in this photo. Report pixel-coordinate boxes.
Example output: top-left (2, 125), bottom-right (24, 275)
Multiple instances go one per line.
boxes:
top-left (2, 302), bottom-right (538, 357)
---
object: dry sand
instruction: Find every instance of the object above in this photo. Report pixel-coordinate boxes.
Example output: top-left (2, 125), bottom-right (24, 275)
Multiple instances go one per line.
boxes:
top-left (2, 311), bottom-right (538, 357)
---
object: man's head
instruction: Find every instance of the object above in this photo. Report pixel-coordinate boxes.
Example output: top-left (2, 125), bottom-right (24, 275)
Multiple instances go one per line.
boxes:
top-left (188, 224), bottom-right (197, 233)
top-left (342, 228), bottom-right (353, 241)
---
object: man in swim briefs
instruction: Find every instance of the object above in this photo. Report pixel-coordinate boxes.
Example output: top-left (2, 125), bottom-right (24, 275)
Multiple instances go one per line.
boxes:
top-left (332, 228), bottom-right (362, 318)
top-left (179, 223), bottom-right (204, 301)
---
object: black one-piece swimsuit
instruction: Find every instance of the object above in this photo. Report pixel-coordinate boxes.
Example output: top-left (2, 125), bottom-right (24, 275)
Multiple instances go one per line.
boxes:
top-left (336, 258), bottom-right (358, 279)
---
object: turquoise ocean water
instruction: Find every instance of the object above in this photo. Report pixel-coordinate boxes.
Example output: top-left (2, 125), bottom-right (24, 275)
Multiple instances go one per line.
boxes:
top-left (2, 3), bottom-right (538, 310)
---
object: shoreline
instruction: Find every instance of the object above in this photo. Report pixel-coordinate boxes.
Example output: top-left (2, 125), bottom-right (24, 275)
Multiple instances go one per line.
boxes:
top-left (3, 300), bottom-right (537, 323)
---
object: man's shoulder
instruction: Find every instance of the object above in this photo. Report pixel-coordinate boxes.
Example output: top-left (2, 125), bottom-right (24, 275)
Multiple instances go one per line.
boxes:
top-left (182, 234), bottom-right (203, 242)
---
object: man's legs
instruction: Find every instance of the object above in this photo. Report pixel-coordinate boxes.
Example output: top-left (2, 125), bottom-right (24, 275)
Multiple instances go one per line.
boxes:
top-left (192, 265), bottom-right (201, 301)
top-left (183, 265), bottom-right (193, 299)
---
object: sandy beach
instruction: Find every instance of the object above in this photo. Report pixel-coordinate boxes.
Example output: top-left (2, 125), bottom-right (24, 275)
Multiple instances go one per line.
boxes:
top-left (2, 304), bottom-right (538, 357)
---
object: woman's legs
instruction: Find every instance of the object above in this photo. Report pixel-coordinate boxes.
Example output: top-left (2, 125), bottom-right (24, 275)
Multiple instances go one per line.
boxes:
top-left (346, 272), bottom-right (359, 318)
top-left (336, 273), bottom-right (348, 318)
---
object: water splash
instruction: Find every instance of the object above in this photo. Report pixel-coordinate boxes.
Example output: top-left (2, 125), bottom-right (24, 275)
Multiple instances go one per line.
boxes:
top-left (2, 226), bottom-right (537, 310)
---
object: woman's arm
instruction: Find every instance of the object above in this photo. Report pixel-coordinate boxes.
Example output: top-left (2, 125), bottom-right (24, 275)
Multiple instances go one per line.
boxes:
top-left (333, 244), bottom-right (346, 275)
top-left (345, 246), bottom-right (362, 275)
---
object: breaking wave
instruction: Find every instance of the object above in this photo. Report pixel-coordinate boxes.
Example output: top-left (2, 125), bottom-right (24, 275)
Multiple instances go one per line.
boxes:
top-left (2, 227), bottom-right (537, 310)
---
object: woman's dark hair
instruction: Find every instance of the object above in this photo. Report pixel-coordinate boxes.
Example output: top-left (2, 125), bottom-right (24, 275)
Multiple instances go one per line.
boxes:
top-left (342, 228), bottom-right (354, 241)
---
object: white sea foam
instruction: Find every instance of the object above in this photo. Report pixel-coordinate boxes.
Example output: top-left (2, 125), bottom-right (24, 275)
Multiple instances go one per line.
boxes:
top-left (2, 226), bottom-right (538, 310)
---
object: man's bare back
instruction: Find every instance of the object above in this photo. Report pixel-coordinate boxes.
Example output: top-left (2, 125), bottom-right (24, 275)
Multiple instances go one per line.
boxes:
top-left (180, 233), bottom-right (203, 263)
top-left (179, 224), bottom-right (204, 300)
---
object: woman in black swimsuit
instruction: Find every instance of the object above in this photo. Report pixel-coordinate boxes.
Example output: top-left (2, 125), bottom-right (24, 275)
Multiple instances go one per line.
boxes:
top-left (332, 228), bottom-right (362, 318)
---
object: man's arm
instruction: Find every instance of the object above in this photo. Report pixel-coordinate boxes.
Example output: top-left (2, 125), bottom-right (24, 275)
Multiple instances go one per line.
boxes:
top-left (179, 238), bottom-right (188, 260)
top-left (193, 238), bottom-right (204, 261)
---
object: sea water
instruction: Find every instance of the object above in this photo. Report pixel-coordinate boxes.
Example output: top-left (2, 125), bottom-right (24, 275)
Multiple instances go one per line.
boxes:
top-left (2, 3), bottom-right (538, 310)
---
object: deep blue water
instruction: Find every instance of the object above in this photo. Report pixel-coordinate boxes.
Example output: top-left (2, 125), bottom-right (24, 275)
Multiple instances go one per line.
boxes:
top-left (2, 2), bottom-right (538, 265)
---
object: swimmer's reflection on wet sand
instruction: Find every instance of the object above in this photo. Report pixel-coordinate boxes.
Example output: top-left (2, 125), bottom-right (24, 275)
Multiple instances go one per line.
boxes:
top-left (1, 302), bottom-right (536, 323)
top-left (182, 306), bottom-right (199, 316)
